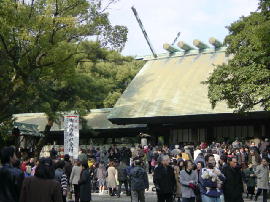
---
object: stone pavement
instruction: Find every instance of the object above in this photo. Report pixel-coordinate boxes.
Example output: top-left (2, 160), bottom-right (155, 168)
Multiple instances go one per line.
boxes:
top-left (70, 174), bottom-right (264, 202)
top-left (91, 192), bottom-right (262, 202)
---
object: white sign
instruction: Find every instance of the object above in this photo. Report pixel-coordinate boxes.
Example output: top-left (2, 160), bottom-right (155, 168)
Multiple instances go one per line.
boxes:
top-left (64, 115), bottom-right (79, 159)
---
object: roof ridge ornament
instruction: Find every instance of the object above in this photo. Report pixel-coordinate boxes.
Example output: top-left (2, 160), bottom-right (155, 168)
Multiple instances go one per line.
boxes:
top-left (177, 41), bottom-right (194, 52)
top-left (209, 37), bottom-right (223, 49)
top-left (193, 39), bottom-right (209, 50)
top-left (163, 43), bottom-right (181, 54)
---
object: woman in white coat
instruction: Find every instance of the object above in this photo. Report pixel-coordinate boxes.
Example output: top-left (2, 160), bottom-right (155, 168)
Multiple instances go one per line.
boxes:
top-left (106, 161), bottom-right (118, 196)
top-left (255, 158), bottom-right (269, 202)
top-left (70, 160), bottom-right (82, 202)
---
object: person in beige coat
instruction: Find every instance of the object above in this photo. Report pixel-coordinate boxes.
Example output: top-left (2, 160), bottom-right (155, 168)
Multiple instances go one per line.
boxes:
top-left (70, 160), bottom-right (82, 202)
top-left (106, 161), bottom-right (118, 196)
top-left (255, 158), bottom-right (269, 202)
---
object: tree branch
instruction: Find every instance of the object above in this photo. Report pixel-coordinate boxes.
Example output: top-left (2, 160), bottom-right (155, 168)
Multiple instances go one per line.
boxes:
top-left (28, 0), bottom-right (35, 19)
top-left (0, 34), bottom-right (20, 70)
top-left (0, 34), bottom-right (10, 54)
top-left (100, 0), bottom-right (119, 13)
top-left (35, 52), bottom-right (46, 66)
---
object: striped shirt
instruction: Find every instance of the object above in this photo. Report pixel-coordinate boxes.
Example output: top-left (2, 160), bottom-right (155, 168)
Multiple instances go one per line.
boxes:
top-left (61, 173), bottom-right (68, 192)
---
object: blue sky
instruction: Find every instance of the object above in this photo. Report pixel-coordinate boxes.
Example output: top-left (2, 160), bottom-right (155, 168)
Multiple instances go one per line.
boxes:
top-left (108, 0), bottom-right (259, 56)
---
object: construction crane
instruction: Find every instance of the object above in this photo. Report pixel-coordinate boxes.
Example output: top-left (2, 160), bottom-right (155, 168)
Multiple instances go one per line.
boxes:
top-left (131, 6), bottom-right (157, 58)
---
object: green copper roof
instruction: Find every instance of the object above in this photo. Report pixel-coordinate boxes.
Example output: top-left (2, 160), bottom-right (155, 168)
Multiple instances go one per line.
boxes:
top-left (85, 108), bottom-right (146, 130)
top-left (108, 48), bottom-right (262, 123)
top-left (13, 109), bottom-right (146, 132)
top-left (13, 122), bottom-right (44, 137)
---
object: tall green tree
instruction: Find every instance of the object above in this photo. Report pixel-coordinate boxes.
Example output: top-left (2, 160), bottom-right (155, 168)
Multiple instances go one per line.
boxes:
top-left (76, 41), bottom-right (145, 108)
top-left (0, 0), bottom-right (129, 149)
top-left (206, 0), bottom-right (270, 112)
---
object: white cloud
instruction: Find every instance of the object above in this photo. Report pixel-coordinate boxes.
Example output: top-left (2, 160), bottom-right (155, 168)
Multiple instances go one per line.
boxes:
top-left (108, 0), bottom-right (259, 56)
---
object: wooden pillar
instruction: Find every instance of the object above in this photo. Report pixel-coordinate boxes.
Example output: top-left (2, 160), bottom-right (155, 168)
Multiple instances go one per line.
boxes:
top-left (206, 127), bottom-right (214, 143)
top-left (254, 124), bottom-right (262, 139)
top-left (191, 128), bottom-right (198, 144)
top-left (265, 121), bottom-right (270, 139)
top-left (112, 138), bottom-right (116, 144)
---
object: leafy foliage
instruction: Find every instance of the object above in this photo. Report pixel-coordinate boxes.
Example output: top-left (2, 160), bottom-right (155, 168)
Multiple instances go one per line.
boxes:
top-left (76, 41), bottom-right (145, 108)
top-left (0, 0), bottom-right (143, 147)
top-left (206, 0), bottom-right (270, 112)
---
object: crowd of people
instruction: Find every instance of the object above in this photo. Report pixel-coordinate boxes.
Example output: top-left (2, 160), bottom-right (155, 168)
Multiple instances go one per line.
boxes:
top-left (0, 138), bottom-right (269, 202)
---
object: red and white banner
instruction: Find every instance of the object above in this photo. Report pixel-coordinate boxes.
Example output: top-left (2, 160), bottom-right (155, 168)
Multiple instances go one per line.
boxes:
top-left (64, 115), bottom-right (79, 159)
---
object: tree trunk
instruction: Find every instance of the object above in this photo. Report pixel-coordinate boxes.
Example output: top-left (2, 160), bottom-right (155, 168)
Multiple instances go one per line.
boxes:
top-left (34, 119), bottom-right (53, 158)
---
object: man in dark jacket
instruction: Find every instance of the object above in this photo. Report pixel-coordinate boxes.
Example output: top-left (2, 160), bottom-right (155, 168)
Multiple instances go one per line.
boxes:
top-left (223, 157), bottom-right (244, 202)
top-left (0, 146), bottom-right (24, 202)
top-left (153, 155), bottom-right (176, 202)
top-left (117, 161), bottom-right (129, 197)
top-left (130, 159), bottom-right (149, 202)
top-left (120, 147), bottom-right (132, 166)
top-left (219, 155), bottom-right (228, 173)
top-left (78, 161), bottom-right (91, 202)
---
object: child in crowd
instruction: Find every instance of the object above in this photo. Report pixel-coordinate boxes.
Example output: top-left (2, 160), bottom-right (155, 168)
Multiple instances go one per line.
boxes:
top-left (96, 162), bottom-right (107, 195)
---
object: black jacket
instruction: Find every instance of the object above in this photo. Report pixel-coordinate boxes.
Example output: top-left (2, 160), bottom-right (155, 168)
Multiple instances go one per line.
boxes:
top-left (117, 163), bottom-right (128, 181)
top-left (0, 164), bottom-right (24, 202)
top-left (64, 160), bottom-right (72, 179)
top-left (153, 165), bottom-right (176, 194)
top-left (130, 166), bottom-right (149, 191)
top-left (223, 166), bottom-right (244, 201)
top-left (78, 169), bottom-right (91, 201)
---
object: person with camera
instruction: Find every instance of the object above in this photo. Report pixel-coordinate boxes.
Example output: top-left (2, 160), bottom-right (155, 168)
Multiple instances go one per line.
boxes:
top-left (129, 158), bottom-right (149, 202)
top-left (153, 155), bottom-right (176, 202)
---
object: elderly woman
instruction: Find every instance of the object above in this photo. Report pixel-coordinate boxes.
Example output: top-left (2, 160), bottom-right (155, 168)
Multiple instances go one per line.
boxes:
top-left (106, 161), bottom-right (118, 196)
top-left (180, 160), bottom-right (198, 202)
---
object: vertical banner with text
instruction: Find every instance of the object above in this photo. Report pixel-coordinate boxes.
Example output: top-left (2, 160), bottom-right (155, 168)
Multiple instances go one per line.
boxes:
top-left (64, 115), bottom-right (79, 159)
